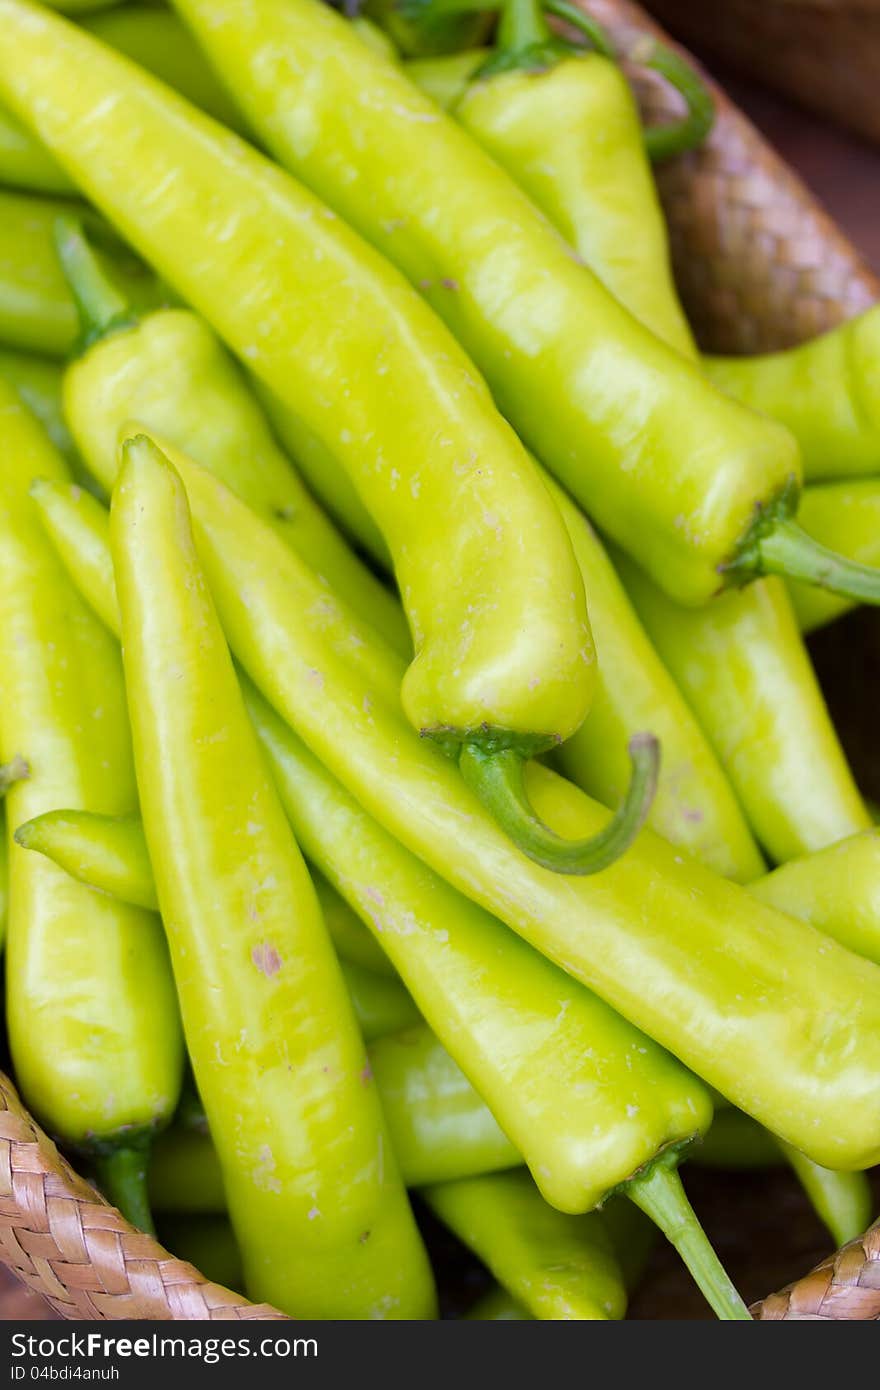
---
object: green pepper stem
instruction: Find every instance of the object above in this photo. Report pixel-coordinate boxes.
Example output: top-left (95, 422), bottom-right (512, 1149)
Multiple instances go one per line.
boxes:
top-left (53, 215), bottom-right (135, 349)
top-left (497, 0), bottom-right (552, 55)
top-left (751, 517), bottom-right (880, 605)
top-left (542, 0), bottom-right (614, 56)
top-left (775, 1140), bottom-right (872, 1249)
top-left (459, 731), bottom-right (658, 874)
top-left (0, 754), bottom-right (29, 796)
top-left (634, 41), bottom-right (715, 161)
top-left (626, 1155), bottom-right (751, 1320)
top-left (93, 1147), bottom-right (156, 1236)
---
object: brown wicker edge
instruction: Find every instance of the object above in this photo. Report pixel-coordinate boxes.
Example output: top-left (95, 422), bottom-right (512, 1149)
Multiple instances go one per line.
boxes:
top-left (0, 1072), bottom-right (285, 1320)
top-left (581, 0), bottom-right (880, 353)
top-left (753, 1220), bottom-right (880, 1319)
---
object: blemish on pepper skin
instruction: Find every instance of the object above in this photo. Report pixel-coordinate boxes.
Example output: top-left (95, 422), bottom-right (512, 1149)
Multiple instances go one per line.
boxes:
top-left (360, 1063), bottom-right (373, 1086)
top-left (418, 278), bottom-right (433, 291)
top-left (273, 505), bottom-right (296, 522)
top-left (306, 668), bottom-right (325, 689)
top-left (359, 1230), bottom-right (371, 1244)
top-left (251, 942), bottom-right (282, 976)
top-left (441, 277), bottom-right (459, 291)
top-left (307, 1206), bottom-right (320, 1221)
top-left (681, 806), bottom-right (704, 823)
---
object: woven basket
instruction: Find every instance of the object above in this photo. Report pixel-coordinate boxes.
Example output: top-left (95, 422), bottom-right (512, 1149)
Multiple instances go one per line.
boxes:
top-left (1, 0), bottom-right (879, 1322)
top-left (646, 0), bottom-right (880, 148)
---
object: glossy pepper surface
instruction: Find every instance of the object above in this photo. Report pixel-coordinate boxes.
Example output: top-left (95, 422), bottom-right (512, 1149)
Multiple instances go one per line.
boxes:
top-left (167, 0), bottom-right (880, 613)
top-left (615, 555), bottom-right (870, 863)
top-left (0, 379), bottom-right (181, 1228)
top-left (66, 439), bottom-right (880, 1173)
top-left (706, 305), bottom-right (880, 481)
top-left (25, 469), bottom-right (754, 1316)
top-left (0, 3), bottom-right (611, 876)
top-left (750, 830), bottom-right (880, 966)
top-left (424, 1170), bottom-right (627, 1320)
top-left (53, 218), bottom-right (411, 657)
top-left (110, 435), bottom-right (433, 1319)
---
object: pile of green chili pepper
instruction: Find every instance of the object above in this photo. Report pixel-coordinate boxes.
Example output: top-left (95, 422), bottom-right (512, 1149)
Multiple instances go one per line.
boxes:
top-left (0, 0), bottom-right (878, 1324)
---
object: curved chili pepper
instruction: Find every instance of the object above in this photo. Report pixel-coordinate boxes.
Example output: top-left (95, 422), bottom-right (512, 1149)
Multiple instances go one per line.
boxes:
top-left (162, 0), bottom-right (880, 611)
top-left (52, 215), bottom-right (411, 657)
top-left (0, 349), bottom-right (77, 462)
top-left (706, 306), bottom-right (880, 482)
top-left (466, 1288), bottom-right (531, 1319)
top-left (111, 436), bottom-right (434, 1319)
top-left (424, 1170), bottom-right (628, 1320)
top-left (35, 432), bottom-right (880, 1173)
top-left (29, 452), bottom-right (750, 1316)
top-left (616, 556), bottom-right (870, 863)
top-left (0, 5), bottom-right (667, 877)
top-left (0, 379), bottom-right (182, 1231)
top-left (404, 2), bottom-right (699, 354)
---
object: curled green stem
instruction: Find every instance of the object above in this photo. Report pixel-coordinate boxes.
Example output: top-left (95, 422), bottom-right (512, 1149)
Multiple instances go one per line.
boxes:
top-left (541, 0), bottom-right (614, 55)
top-left (93, 1146), bottom-right (156, 1236)
top-left (459, 731), bottom-right (659, 874)
top-left (626, 1151), bottom-right (751, 1320)
top-left (53, 214), bottom-right (135, 350)
top-left (741, 517), bottom-right (880, 605)
top-left (632, 40), bottom-right (715, 161)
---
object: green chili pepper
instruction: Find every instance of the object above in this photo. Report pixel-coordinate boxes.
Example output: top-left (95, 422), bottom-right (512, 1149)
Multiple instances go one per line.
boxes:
top-left (110, 435), bottom-right (434, 1319)
top-left (615, 556), bottom-right (870, 863)
top-left (52, 215), bottom-right (411, 657)
top-left (156, 1214), bottom-right (245, 1295)
top-left (0, 6), bottom-right (249, 195)
top-left (0, 191), bottom-right (166, 358)
top-left (404, 13), bottom-right (698, 353)
top-left (0, 5), bottom-right (670, 876)
top-left (0, 379), bottom-right (182, 1231)
top-left (340, 957), bottom-right (421, 1041)
top-left (29, 449), bottom-right (751, 1316)
top-left (147, 1022), bottom-right (521, 1215)
top-left (313, 871), bottom-right (398, 977)
top-left (692, 1110), bottom-right (872, 1249)
top-left (750, 830), bottom-right (880, 965)
top-left (0, 349), bottom-right (77, 462)
top-left (163, 0), bottom-right (880, 612)
top-left (406, 48), bottom-right (488, 108)
top-left (424, 1170), bottom-right (628, 1320)
top-left (706, 306), bottom-right (880, 482)
top-left (787, 481), bottom-right (880, 634)
top-left (35, 444), bottom-right (880, 1196)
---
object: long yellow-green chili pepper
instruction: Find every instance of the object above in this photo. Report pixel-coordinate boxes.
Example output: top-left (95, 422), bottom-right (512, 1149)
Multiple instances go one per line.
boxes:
top-left (110, 435), bottom-right (434, 1319)
top-left (398, 8), bottom-right (872, 871)
top-left (28, 451), bottom-right (752, 1317)
top-left (706, 305), bottom-right (880, 482)
top-left (340, 957), bottom-right (421, 1041)
top-left (35, 443), bottom-right (880, 1187)
top-left (0, 6), bottom-right (248, 194)
top-left (424, 1170), bottom-right (628, 1320)
top-left (0, 379), bottom-right (182, 1230)
top-left (615, 556), bottom-right (870, 862)
top-left (167, 0), bottom-right (880, 613)
top-left (53, 215), bottom-right (411, 657)
top-left (0, 348), bottom-right (77, 462)
top-left (0, 2), bottom-right (654, 877)
top-left (26, 784), bottom-right (872, 1246)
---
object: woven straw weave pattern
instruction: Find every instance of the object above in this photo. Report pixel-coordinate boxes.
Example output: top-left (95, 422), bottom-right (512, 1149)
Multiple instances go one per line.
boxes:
top-left (0, 1074), bottom-right (285, 1321)
top-left (754, 1221), bottom-right (880, 1319)
top-left (583, 0), bottom-right (880, 352)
